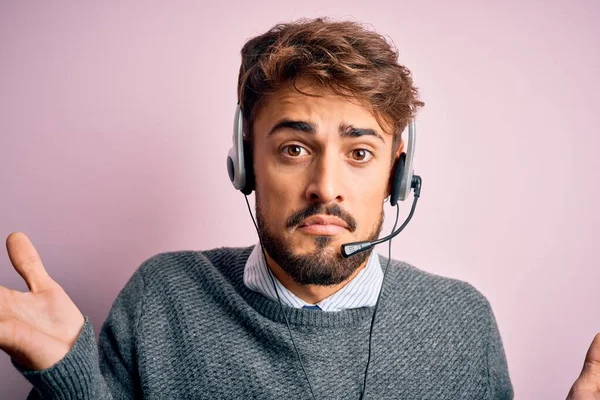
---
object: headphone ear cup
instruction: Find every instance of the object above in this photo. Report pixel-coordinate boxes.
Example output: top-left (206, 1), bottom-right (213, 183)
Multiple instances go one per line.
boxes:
top-left (241, 141), bottom-right (255, 195)
top-left (390, 152), bottom-right (406, 207)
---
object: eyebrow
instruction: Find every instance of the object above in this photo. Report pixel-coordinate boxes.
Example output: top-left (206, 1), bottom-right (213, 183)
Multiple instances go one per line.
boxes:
top-left (267, 119), bottom-right (384, 142)
top-left (339, 123), bottom-right (384, 142)
top-left (267, 120), bottom-right (315, 136)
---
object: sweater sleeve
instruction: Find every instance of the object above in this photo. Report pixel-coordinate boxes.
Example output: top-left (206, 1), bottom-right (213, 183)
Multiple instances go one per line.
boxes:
top-left (484, 299), bottom-right (514, 400)
top-left (11, 266), bottom-right (146, 399)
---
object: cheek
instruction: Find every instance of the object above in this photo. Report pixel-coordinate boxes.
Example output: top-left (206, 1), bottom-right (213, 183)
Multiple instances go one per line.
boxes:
top-left (255, 160), bottom-right (304, 226)
top-left (355, 195), bottom-right (384, 228)
top-left (256, 161), bottom-right (301, 201)
top-left (347, 168), bottom-right (388, 198)
top-left (348, 176), bottom-right (387, 228)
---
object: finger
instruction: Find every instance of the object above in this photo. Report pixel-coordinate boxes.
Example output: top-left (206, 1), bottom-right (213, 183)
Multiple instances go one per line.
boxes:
top-left (575, 332), bottom-right (600, 390)
top-left (0, 285), bottom-right (21, 316)
top-left (0, 316), bottom-right (71, 370)
top-left (5, 232), bottom-right (55, 293)
top-left (584, 332), bottom-right (600, 366)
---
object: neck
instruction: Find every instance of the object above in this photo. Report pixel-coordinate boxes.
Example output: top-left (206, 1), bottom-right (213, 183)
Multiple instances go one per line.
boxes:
top-left (263, 251), bottom-right (369, 304)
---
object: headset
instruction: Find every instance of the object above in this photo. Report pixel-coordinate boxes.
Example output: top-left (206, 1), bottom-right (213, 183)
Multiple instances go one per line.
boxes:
top-left (226, 103), bottom-right (422, 399)
top-left (227, 104), bottom-right (418, 203)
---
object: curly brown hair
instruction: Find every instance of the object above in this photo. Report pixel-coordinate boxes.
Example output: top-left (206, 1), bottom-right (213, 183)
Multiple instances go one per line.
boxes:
top-left (237, 17), bottom-right (424, 152)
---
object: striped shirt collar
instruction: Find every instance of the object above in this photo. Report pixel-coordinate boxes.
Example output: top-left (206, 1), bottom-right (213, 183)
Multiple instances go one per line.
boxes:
top-left (243, 244), bottom-right (383, 312)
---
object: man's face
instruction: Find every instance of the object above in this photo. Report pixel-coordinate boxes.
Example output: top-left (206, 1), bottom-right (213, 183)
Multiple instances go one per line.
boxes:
top-left (252, 82), bottom-right (399, 286)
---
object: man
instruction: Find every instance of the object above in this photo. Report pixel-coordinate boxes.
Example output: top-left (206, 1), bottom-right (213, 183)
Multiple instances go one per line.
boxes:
top-left (1, 18), bottom-right (598, 400)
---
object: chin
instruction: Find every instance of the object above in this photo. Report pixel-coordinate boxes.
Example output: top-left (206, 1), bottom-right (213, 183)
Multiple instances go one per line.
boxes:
top-left (292, 233), bottom-right (344, 253)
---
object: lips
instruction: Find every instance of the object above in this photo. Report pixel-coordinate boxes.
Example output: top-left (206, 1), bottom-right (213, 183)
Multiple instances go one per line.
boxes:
top-left (298, 215), bottom-right (349, 229)
top-left (297, 215), bottom-right (349, 235)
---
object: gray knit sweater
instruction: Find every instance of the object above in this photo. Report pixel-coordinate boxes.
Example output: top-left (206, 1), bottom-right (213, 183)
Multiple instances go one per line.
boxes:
top-left (13, 246), bottom-right (513, 399)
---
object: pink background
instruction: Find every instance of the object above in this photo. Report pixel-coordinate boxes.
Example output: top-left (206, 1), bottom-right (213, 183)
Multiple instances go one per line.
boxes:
top-left (1, 1), bottom-right (598, 398)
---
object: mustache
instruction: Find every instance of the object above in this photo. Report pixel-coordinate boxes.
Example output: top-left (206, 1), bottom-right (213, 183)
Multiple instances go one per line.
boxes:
top-left (285, 203), bottom-right (357, 232)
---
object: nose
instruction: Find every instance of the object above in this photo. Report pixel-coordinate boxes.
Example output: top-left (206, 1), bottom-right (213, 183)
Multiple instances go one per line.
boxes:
top-left (304, 152), bottom-right (345, 204)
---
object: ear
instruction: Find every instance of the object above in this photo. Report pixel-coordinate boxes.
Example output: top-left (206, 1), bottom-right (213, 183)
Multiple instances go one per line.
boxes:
top-left (386, 138), bottom-right (406, 198)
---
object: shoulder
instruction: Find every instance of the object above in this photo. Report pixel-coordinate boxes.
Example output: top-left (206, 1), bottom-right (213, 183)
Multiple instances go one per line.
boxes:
top-left (131, 246), bottom-right (253, 290)
top-left (380, 255), bottom-right (494, 323)
top-left (379, 257), bottom-right (513, 397)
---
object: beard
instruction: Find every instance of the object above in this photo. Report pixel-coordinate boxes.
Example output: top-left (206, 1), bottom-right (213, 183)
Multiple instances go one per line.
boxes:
top-left (255, 197), bottom-right (384, 286)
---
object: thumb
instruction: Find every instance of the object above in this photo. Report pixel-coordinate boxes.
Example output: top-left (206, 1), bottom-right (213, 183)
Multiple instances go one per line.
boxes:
top-left (582, 333), bottom-right (600, 377)
top-left (573, 332), bottom-right (600, 395)
top-left (5, 232), bottom-right (56, 293)
top-left (568, 333), bottom-right (600, 398)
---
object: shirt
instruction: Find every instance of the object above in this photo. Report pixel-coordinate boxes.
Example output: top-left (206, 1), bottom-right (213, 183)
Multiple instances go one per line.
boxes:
top-left (243, 243), bottom-right (384, 311)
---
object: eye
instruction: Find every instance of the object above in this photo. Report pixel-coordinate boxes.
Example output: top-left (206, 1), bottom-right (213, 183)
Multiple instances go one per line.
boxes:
top-left (350, 149), bottom-right (374, 162)
top-left (282, 144), bottom-right (308, 157)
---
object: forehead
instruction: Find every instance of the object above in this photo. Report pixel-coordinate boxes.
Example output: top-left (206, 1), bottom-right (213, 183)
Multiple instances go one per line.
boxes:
top-left (253, 83), bottom-right (393, 140)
